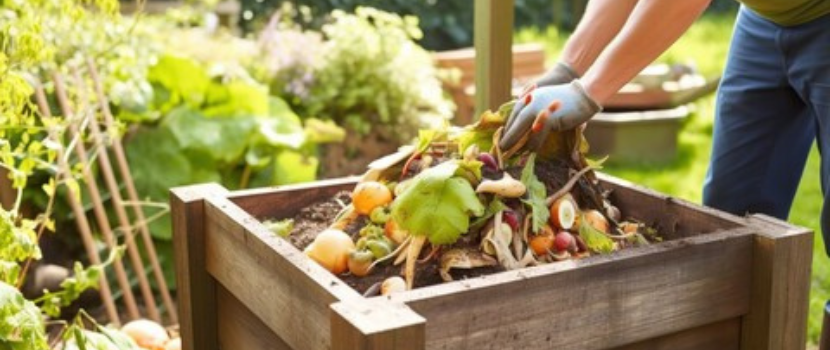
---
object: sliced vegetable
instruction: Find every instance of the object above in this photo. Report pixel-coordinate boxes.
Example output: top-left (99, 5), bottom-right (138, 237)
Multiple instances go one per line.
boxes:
top-left (549, 194), bottom-right (578, 230)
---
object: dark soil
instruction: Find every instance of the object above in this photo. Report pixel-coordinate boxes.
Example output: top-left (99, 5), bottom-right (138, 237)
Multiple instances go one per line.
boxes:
top-left (280, 191), bottom-right (504, 295)
top-left (276, 159), bottom-right (628, 295)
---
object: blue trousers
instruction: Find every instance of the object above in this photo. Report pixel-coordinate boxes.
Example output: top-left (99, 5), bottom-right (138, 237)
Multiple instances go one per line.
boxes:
top-left (703, 7), bottom-right (830, 255)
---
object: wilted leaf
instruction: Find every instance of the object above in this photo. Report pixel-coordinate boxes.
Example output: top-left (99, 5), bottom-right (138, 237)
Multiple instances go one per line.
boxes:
top-left (579, 221), bottom-right (615, 253)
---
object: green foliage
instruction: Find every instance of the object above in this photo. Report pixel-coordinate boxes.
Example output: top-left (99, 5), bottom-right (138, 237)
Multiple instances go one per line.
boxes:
top-left (300, 7), bottom-right (452, 142)
top-left (519, 155), bottom-right (549, 233)
top-left (0, 282), bottom-right (47, 350)
top-left (0, 208), bottom-right (40, 285)
top-left (36, 248), bottom-right (121, 318)
top-left (391, 161), bottom-right (484, 245)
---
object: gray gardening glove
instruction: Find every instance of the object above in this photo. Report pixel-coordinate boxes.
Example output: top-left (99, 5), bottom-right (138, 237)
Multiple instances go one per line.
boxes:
top-left (535, 61), bottom-right (580, 87)
top-left (499, 80), bottom-right (602, 152)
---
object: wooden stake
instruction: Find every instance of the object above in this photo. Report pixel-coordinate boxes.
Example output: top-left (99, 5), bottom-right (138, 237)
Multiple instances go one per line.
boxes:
top-left (38, 80), bottom-right (121, 325)
top-left (63, 72), bottom-right (141, 319)
top-left (61, 71), bottom-right (162, 322)
top-left (86, 60), bottom-right (177, 323)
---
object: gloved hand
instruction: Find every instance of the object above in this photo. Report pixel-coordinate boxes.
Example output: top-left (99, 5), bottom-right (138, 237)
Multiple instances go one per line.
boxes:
top-left (499, 80), bottom-right (601, 152)
top-left (535, 61), bottom-right (580, 87)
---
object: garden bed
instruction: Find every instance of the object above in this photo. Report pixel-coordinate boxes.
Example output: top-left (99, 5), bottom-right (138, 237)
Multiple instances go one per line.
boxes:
top-left (172, 173), bottom-right (812, 350)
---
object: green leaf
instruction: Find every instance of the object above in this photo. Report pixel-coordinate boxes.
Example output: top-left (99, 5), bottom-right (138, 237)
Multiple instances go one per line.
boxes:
top-left (272, 150), bottom-right (318, 185)
top-left (303, 118), bottom-right (346, 144)
top-left (264, 219), bottom-right (294, 238)
top-left (0, 281), bottom-right (47, 349)
top-left (579, 221), bottom-right (615, 254)
top-left (148, 55), bottom-right (210, 112)
top-left (520, 155), bottom-right (549, 233)
top-left (470, 197), bottom-right (507, 229)
top-left (203, 79), bottom-right (269, 118)
top-left (163, 107), bottom-right (255, 164)
top-left (391, 161), bottom-right (485, 245)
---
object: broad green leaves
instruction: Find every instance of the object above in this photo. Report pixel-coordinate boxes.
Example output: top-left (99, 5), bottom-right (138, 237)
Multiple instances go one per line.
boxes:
top-left (0, 282), bottom-right (47, 350)
top-left (391, 162), bottom-right (485, 245)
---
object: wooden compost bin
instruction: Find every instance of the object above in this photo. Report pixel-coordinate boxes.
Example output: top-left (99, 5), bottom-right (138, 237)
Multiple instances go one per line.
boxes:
top-left (171, 174), bottom-right (812, 350)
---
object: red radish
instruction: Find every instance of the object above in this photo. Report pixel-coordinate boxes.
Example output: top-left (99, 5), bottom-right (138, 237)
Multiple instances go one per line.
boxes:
top-left (352, 181), bottom-right (393, 215)
top-left (304, 229), bottom-right (355, 274)
top-left (121, 319), bottom-right (169, 350)
top-left (477, 153), bottom-right (498, 171)
top-left (502, 210), bottom-right (520, 231)
top-left (554, 231), bottom-right (576, 252)
top-left (549, 194), bottom-right (578, 230)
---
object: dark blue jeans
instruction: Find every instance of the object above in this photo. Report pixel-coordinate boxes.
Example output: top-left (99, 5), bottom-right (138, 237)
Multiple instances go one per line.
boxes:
top-left (703, 8), bottom-right (830, 259)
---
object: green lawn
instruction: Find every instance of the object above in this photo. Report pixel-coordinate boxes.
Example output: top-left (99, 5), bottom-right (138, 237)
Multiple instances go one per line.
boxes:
top-left (517, 13), bottom-right (828, 344)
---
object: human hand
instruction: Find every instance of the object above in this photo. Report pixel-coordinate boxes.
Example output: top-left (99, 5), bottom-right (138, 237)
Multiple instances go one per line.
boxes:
top-left (499, 80), bottom-right (601, 152)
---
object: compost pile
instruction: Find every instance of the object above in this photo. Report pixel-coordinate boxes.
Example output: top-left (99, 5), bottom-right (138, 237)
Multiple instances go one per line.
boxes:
top-left (268, 102), bottom-right (661, 296)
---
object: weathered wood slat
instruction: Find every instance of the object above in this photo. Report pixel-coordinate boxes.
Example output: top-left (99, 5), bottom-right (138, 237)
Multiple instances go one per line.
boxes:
top-left (217, 285), bottom-right (292, 350)
top-left (741, 214), bottom-right (812, 350)
top-left (228, 177), bottom-right (358, 219)
top-left (330, 299), bottom-right (426, 350)
top-left (392, 229), bottom-right (755, 350)
top-left (598, 173), bottom-right (745, 238)
top-left (203, 195), bottom-right (361, 350)
top-left (613, 318), bottom-right (741, 350)
top-left (171, 184), bottom-right (228, 350)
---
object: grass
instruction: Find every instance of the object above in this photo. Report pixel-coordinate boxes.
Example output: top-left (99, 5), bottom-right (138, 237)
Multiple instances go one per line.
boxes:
top-left (517, 13), bottom-right (827, 344)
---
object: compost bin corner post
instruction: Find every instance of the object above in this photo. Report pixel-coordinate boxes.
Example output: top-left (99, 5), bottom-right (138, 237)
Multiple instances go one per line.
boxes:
top-left (741, 214), bottom-right (813, 350)
top-left (330, 298), bottom-right (426, 350)
top-left (474, 0), bottom-right (515, 116)
top-left (171, 183), bottom-right (229, 350)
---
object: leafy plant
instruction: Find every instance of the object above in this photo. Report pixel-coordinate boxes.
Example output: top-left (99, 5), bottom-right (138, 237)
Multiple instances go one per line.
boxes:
top-left (301, 7), bottom-right (453, 141)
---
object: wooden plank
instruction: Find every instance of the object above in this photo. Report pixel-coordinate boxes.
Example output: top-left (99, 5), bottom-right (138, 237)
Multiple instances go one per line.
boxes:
top-left (598, 173), bottom-right (746, 239)
top-left (228, 177), bottom-right (358, 219)
top-left (474, 0), bottom-right (514, 115)
top-left (740, 214), bottom-right (812, 350)
top-left (330, 299), bottom-right (426, 350)
top-left (392, 229), bottom-right (755, 350)
top-left (171, 184), bottom-right (228, 350)
top-left (217, 285), bottom-right (291, 350)
top-left (203, 195), bottom-right (361, 350)
top-left (613, 318), bottom-right (740, 350)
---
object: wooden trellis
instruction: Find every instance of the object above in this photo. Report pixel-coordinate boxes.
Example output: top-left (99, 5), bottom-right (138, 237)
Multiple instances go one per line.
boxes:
top-left (30, 60), bottom-right (177, 326)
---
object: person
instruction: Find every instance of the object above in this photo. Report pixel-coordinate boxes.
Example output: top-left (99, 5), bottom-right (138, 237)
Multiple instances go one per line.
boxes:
top-left (499, 0), bottom-right (830, 345)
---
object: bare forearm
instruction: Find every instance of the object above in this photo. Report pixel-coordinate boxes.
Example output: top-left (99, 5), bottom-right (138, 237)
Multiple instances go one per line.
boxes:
top-left (561, 0), bottom-right (639, 76)
top-left (581, 0), bottom-right (711, 103)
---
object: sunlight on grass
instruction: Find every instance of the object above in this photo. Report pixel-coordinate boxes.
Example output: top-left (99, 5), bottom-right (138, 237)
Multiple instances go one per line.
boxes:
top-left (517, 13), bottom-right (827, 344)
